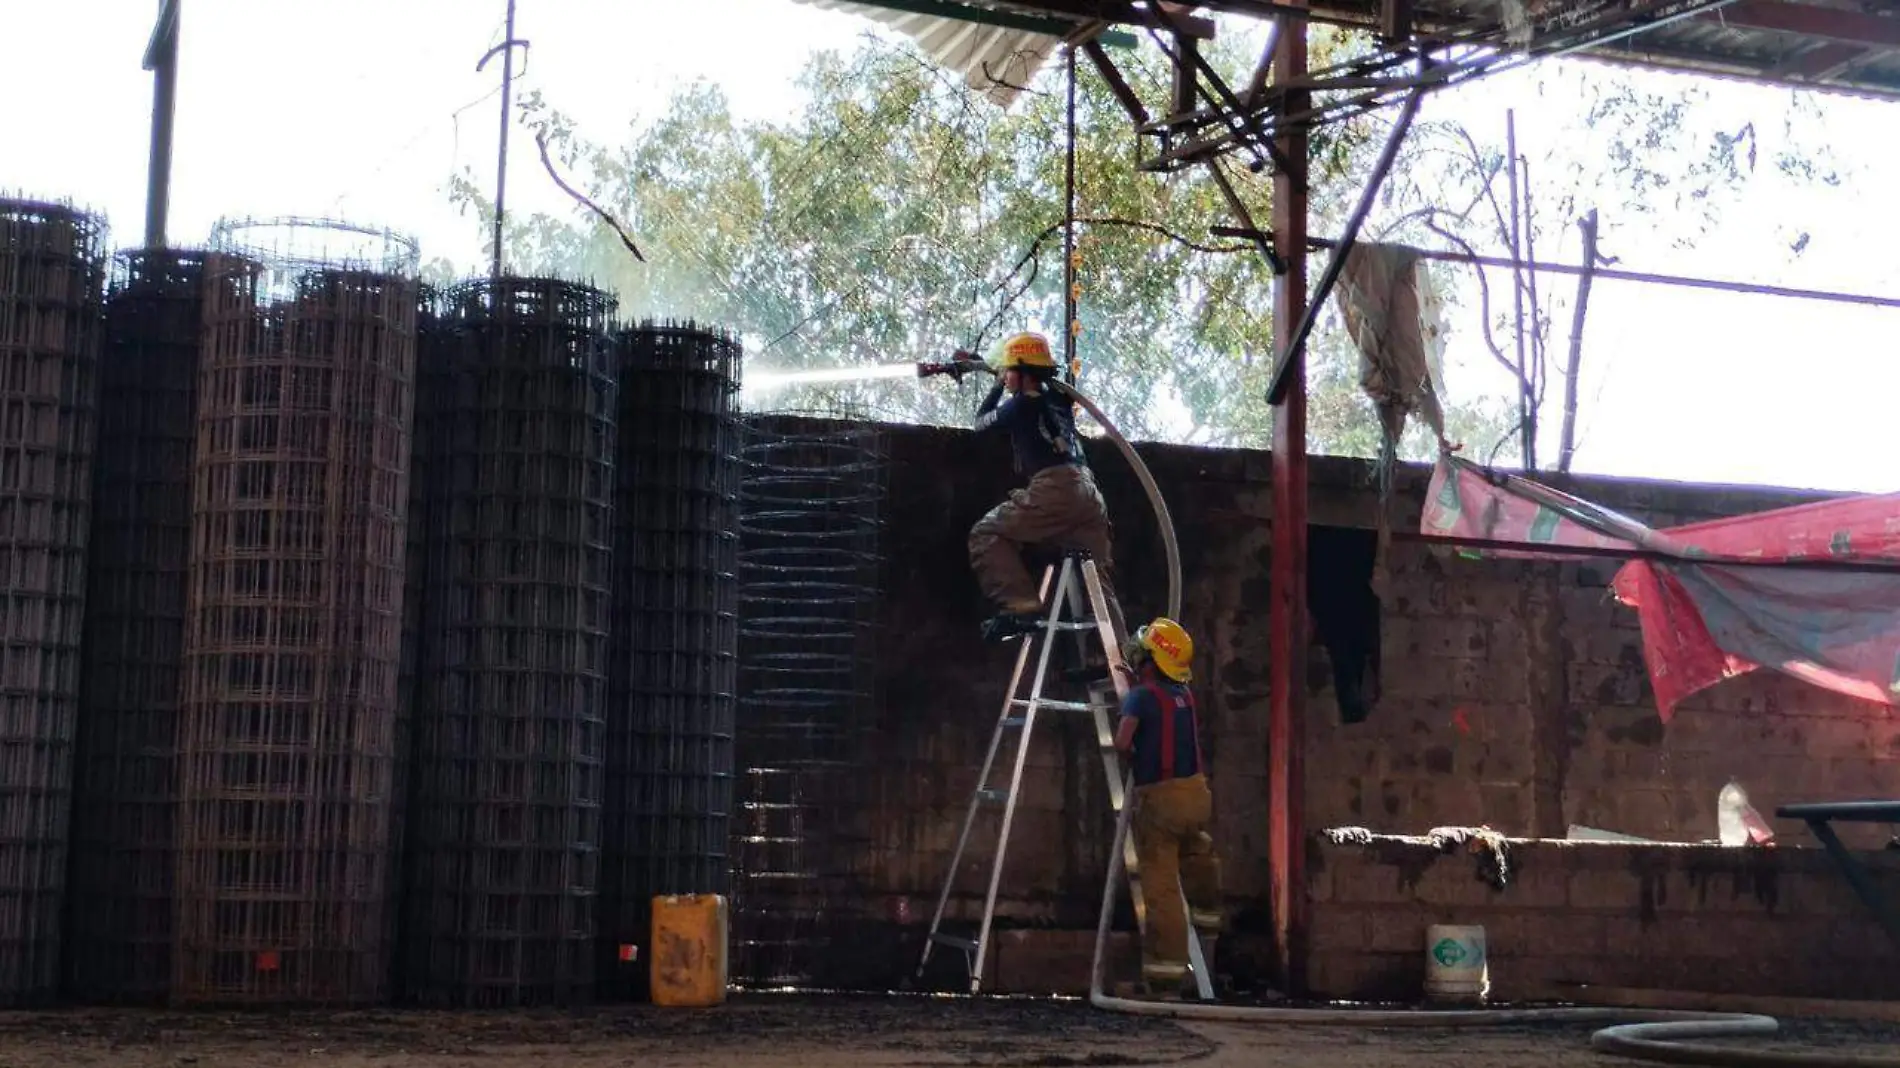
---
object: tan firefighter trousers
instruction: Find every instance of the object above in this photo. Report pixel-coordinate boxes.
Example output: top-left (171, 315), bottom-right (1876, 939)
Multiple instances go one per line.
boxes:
top-left (967, 463), bottom-right (1124, 633)
top-left (1132, 773), bottom-right (1223, 983)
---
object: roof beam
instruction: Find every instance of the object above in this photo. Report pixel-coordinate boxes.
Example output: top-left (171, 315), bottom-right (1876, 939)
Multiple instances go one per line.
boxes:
top-left (1704, 0), bottom-right (1900, 51)
top-left (1768, 39), bottom-right (1868, 81)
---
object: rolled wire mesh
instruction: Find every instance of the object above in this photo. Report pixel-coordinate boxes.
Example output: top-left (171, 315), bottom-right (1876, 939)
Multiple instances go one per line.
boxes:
top-left (730, 416), bottom-right (884, 989)
top-left (598, 322), bottom-right (741, 1001)
top-left (68, 248), bottom-right (205, 1004)
top-left (401, 277), bottom-right (617, 1008)
top-left (174, 218), bottom-right (418, 1005)
top-left (0, 197), bottom-right (106, 1007)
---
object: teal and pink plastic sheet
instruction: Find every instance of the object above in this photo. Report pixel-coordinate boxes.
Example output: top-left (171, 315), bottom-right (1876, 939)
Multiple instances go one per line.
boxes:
top-left (1421, 455), bottom-right (1900, 721)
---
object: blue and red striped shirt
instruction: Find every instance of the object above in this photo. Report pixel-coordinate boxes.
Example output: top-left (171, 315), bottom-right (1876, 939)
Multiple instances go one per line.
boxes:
top-left (1120, 676), bottom-right (1204, 786)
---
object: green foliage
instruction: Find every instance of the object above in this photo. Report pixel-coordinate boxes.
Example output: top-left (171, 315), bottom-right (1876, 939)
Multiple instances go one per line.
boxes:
top-left (445, 23), bottom-right (1830, 467)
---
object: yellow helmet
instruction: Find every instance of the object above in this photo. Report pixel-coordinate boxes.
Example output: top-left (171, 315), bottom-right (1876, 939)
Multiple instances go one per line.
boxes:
top-left (992, 331), bottom-right (1058, 375)
top-left (1137, 617), bottom-right (1194, 683)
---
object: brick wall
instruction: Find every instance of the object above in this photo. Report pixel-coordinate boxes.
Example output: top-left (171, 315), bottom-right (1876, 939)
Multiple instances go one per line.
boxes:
top-left (1308, 832), bottom-right (1900, 1002)
top-left (745, 415), bottom-right (1900, 992)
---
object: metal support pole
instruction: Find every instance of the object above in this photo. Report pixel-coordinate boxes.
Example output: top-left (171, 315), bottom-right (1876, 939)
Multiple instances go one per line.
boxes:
top-left (142, 0), bottom-right (180, 250)
top-left (488, 0), bottom-right (520, 279)
top-left (1064, 45), bottom-right (1080, 380)
top-left (1267, 2), bottom-right (1310, 999)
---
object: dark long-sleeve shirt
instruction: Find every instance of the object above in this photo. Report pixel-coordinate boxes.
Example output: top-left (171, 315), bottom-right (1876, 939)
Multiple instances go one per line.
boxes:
top-left (973, 381), bottom-right (1084, 477)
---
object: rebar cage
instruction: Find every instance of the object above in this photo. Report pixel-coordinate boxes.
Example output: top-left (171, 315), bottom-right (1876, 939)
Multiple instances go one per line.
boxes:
top-left (401, 277), bottom-right (619, 1008)
top-left (172, 219), bottom-right (419, 1006)
top-left (67, 248), bottom-right (207, 1004)
top-left (730, 416), bottom-right (885, 989)
top-left (0, 197), bottom-right (107, 1007)
top-left (598, 322), bottom-right (744, 1001)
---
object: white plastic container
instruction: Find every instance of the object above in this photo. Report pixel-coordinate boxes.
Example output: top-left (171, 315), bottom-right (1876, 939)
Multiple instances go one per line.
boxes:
top-left (1424, 924), bottom-right (1488, 1004)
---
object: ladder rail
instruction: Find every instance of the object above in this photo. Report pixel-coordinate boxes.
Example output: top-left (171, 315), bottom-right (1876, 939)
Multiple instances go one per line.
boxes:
top-left (916, 564), bottom-right (1055, 979)
top-left (969, 562), bottom-right (1076, 989)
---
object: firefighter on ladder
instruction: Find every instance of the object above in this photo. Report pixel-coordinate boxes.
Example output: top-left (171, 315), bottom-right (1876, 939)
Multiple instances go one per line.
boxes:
top-left (966, 330), bottom-right (1126, 642)
top-left (1113, 617), bottom-right (1224, 998)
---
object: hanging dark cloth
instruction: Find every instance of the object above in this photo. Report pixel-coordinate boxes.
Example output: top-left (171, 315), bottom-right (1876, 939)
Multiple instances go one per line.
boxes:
top-left (1307, 527), bottom-right (1382, 725)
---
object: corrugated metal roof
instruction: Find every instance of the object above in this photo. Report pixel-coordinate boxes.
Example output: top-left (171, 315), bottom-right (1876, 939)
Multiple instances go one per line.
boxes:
top-left (1591, 5), bottom-right (1900, 101)
top-left (790, 1), bottom-right (1075, 108)
top-left (789, 1), bottom-right (1900, 106)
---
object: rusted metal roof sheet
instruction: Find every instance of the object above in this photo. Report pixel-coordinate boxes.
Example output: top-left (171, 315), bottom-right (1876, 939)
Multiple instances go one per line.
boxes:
top-left (790, 0), bottom-right (1077, 107)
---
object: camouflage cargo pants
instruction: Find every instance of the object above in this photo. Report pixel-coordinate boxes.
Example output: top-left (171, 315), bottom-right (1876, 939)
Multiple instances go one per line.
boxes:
top-left (967, 463), bottom-right (1124, 634)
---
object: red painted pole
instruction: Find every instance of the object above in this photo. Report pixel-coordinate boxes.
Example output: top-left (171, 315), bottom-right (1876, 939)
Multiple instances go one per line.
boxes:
top-left (1268, 3), bottom-right (1310, 998)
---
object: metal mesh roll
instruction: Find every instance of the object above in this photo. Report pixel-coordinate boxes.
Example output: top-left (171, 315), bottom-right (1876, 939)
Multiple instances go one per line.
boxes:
top-left (68, 249), bottom-right (205, 1004)
top-left (389, 284), bottom-right (445, 1001)
top-left (598, 322), bottom-right (741, 1001)
top-left (729, 417), bottom-right (884, 989)
top-left (0, 198), bottom-right (106, 1007)
top-left (401, 277), bottom-right (618, 1009)
top-left (174, 219), bottom-right (418, 1005)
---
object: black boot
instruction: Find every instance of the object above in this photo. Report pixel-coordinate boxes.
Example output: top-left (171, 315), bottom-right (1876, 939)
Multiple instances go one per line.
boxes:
top-left (981, 612), bottom-right (1042, 643)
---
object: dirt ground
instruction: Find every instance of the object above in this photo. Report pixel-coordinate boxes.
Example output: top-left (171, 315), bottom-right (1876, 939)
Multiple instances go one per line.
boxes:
top-left (2, 995), bottom-right (1898, 1068)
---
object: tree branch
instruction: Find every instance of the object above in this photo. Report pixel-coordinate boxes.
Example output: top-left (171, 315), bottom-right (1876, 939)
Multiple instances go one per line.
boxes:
top-left (1557, 208), bottom-right (1600, 475)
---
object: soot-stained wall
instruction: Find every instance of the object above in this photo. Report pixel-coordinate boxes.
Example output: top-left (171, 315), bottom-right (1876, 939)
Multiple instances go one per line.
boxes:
top-left (746, 415), bottom-right (1896, 992)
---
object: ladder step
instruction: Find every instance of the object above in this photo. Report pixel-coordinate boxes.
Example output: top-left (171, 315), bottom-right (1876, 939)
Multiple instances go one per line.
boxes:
top-left (930, 932), bottom-right (979, 953)
top-left (1002, 716), bottom-right (1026, 728)
top-left (977, 788), bottom-right (1007, 805)
top-left (1011, 698), bottom-right (1092, 713)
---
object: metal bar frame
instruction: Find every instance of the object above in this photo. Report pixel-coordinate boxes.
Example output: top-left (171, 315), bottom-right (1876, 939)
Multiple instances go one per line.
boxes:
top-left (1140, 5), bottom-right (1294, 175)
top-left (1132, 0), bottom-right (1745, 171)
top-left (1776, 804), bottom-right (1900, 954)
top-left (1206, 226), bottom-right (1900, 310)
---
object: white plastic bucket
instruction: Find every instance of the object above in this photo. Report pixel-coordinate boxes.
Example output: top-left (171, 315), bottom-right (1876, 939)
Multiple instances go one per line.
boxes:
top-left (1423, 924), bottom-right (1488, 1003)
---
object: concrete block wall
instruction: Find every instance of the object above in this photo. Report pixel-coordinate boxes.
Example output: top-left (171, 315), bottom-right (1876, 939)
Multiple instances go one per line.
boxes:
top-left (746, 415), bottom-right (1900, 992)
top-left (1308, 833), bottom-right (1900, 1002)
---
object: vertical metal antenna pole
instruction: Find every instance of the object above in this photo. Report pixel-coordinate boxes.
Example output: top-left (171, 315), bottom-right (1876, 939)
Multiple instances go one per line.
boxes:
top-left (142, 0), bottom-right (180, 250)
top-left (492, 0), bottom-right (519, 280)
top-left (1062, 44), bottom-right (1079, 381)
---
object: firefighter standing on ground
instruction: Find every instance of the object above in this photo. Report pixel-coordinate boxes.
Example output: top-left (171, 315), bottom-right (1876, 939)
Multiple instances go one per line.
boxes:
top-left (966, 331), bottom-right (1125, 642)
top-left (1113, 617), bottom-right (1223, 996)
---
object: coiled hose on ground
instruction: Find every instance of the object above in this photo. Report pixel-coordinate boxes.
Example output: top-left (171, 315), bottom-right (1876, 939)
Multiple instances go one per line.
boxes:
top-left (1053, 377), bottom-right (1900, 1068)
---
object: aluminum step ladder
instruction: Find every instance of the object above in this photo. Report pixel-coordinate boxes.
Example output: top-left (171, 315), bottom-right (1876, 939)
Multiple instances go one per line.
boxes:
top-left (915, 551), bottom-right (1214, 999)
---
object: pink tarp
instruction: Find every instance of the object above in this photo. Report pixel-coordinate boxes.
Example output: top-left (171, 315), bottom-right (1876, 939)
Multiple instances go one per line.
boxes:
top-left (1421, 456), bottom-right (1900, 720)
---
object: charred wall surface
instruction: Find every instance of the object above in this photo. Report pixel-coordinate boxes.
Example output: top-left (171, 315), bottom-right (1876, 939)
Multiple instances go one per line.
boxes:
top-left (745, 416), bottom-right (1899, 996)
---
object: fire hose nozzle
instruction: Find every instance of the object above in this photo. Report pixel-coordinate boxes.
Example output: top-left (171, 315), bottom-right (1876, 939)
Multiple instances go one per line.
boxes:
top-left (916, 351), bottom-right (992, 383)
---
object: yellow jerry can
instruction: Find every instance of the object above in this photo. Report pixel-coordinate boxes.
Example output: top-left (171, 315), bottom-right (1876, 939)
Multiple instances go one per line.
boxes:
top-left (649, 893), bottom-right (729, 1007)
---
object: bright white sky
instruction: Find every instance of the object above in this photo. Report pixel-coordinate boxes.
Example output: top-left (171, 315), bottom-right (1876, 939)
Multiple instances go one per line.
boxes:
top-left (5, 1), bottom-right (1896, 494)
